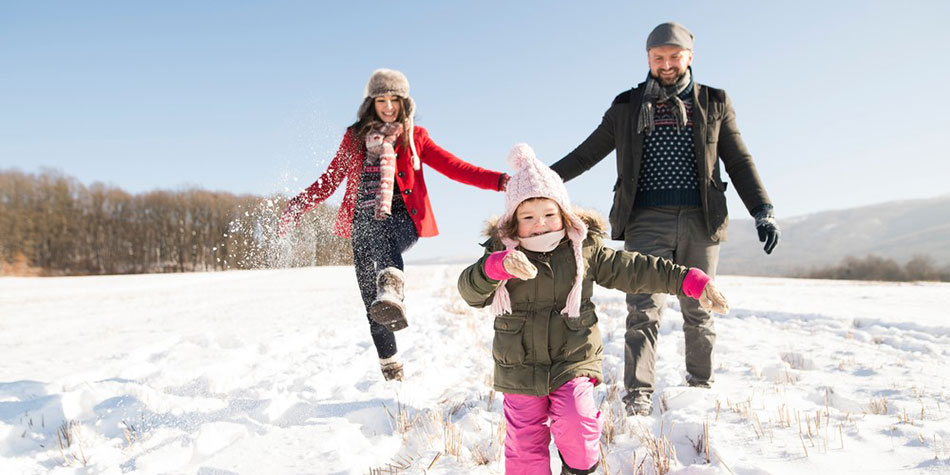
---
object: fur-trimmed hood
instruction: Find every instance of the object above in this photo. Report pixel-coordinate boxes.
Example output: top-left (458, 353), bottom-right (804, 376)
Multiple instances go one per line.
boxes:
top-left (481, 207), bottom-right (607, 241)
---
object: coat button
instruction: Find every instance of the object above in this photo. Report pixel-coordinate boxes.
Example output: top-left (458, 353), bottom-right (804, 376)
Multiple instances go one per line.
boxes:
top-left (411, 208), bottom-right (418, 215)
top-left (404, 189), bottom-right (411, 195)
top-left (502, 322), bottom-right (508, 329)
top-left (398, 172), bottom-right (405, 178)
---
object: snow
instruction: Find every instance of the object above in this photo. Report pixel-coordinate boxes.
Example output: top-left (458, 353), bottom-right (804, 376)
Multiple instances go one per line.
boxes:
top-left (2, 267), bottom-right (949, 474)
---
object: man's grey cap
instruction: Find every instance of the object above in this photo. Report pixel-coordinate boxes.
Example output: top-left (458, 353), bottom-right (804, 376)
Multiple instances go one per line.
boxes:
top-left (646, 22), bottom-right (694, 51)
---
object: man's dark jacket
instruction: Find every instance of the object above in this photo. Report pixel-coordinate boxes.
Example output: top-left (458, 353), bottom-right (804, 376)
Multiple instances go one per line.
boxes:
top-left (551, 81), bottom-right (771, 242)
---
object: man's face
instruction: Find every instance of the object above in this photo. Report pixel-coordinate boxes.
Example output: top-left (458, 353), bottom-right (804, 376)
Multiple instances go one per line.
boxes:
top-left (648, 45), bottom-right (693, 86)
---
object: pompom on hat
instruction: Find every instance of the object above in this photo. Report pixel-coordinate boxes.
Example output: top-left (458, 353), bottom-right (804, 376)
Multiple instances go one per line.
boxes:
top-left (491, 144), bottom-right (588, 318)
top-left (356, 68), bottom-right (420, 170)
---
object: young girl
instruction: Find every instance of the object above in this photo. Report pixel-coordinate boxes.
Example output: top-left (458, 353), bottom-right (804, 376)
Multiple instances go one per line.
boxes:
top-left (280, 69), bottom-right (508, 381)
top-left (458, 144), bottom-right (728, 474)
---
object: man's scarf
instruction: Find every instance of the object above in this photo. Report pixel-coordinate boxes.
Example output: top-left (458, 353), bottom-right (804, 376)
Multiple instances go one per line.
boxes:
top-left (637, 68), bottom-right (693, 136)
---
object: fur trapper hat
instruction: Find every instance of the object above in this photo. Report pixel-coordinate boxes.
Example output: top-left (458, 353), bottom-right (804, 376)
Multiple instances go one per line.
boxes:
top-left (491, 143), bottom-right (589, 318)
top-left (356, 68), bottom-right (420, 169)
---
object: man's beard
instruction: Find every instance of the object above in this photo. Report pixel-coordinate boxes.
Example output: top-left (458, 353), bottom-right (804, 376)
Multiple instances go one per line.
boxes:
top-left (655, 69), bottom-right (685, 86)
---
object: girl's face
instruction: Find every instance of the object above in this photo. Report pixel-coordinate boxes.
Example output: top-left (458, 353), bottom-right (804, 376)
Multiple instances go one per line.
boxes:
top-left (515, 198), bottom-right (564, 238)
top-left (374, 95), bottom-right (401, 123)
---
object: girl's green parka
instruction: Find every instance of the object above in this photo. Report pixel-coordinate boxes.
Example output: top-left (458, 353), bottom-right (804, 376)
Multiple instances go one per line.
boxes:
top-left (458, 210), bottom-right (694, 396)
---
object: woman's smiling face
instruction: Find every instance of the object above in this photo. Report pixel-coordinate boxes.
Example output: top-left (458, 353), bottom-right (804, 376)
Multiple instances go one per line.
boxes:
top-left (373, 95), bottom-right (401, 123)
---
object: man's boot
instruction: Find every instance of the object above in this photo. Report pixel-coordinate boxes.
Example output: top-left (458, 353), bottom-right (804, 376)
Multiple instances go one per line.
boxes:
top-left (623, 390), bottom-right (653, 416)
top-left (686, 373), bottom-right (712, 389)
top-left (370, 267), bottom-right (408, 331)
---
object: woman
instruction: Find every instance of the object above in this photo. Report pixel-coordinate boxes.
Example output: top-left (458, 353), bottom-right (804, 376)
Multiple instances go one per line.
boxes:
top-left (279, 69), bottom-right (508, 381)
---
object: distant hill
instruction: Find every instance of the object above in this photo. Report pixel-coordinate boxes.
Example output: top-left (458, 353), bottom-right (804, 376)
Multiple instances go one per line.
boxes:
top-left (407, 195), bottom-right (950, 276)
top-left (719, 195), bottom-right (950, 276)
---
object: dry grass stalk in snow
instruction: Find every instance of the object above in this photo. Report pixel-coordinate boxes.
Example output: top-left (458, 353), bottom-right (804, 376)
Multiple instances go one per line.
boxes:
top-left (56, 420), bottom-right (88, 466)
top-left (897, 407), bottom-right (916, 425)
top-left (776, 403), bottom-right (792, 428)
top-left (494, 419), bottom-right (507, 463)
top-left (633, 421), bottom-right (677, 475)
top-left (867, 396), bottom-right (889, 415)
top-left (600, 383), bottom-right (625, 446)
top-left (686, 419), bottom-right (710, 463)
top-left (483, 389), bottom-right (496, 411)
top-left (471, 422), bottom-right (506, 468)
top-left (367, 448), bottom-right (421, 474)
top-left (427, 451), bottom-right (442, 470)
top-left (120, 420), bottom-right (137, 449)
top-left (383, 398), bottom-right (419, 436)
top-left (367, 457), bottom-right (413, 475)
top-left (751, 412), bottom-right (764, 440)
top-left (781, 352), bottom-right (809, 370)
top-left (471, 441), bottom-right (492, 466)
top-left (442, 410), bottom-right (462, 457)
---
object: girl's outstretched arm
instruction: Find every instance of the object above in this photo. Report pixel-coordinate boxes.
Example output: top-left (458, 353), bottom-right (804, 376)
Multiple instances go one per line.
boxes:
top-left (590, 244), bottom-right (690, 297)
top-left (591, 244), bottom-right (729, 314)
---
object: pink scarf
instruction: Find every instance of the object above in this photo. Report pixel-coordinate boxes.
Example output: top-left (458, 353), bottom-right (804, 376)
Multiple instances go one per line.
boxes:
top-left (364, 122), bottom-right (403, 220)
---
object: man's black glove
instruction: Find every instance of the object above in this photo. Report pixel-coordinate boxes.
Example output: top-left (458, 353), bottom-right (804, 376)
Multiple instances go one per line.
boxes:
top-left (752, 204), bottom-right (780, 255)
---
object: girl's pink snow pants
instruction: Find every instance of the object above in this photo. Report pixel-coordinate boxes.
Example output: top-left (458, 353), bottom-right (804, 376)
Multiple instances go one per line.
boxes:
top-left (503, 377), bottom-right (602, 474)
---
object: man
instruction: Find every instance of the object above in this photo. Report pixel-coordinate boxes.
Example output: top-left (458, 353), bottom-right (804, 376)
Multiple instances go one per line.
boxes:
top-left (550, 22), bottom-right (780, 416)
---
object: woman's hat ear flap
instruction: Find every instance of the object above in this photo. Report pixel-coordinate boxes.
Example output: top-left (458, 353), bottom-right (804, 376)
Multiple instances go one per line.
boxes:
top-left (356, 97), bottom-right (374, 120)
top-left (404, 96), bottom-right (415, 119)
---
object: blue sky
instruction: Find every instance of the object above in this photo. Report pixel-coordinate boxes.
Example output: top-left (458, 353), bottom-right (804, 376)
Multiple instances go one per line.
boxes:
top-left (3, 1), bottom-right (949, 261)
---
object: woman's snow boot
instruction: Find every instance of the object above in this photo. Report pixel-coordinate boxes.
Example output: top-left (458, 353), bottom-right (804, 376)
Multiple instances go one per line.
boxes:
top-left (380, 355), bottom-right (404, 381)
top-left (370, 267), bottom-right (408, 331)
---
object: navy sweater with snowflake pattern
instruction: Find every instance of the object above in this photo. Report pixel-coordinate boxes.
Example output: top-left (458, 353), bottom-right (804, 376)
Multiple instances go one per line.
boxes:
top-left (634, 83), bottom-right (702, 208)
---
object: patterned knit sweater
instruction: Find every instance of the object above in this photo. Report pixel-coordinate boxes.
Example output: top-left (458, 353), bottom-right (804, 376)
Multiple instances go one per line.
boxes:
top-left (635, 83), bottom-right (702, 208)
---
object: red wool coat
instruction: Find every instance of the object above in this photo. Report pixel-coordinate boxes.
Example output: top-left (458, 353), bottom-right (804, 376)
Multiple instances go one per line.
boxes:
top-left (289, 126), bottom-right (504, 238)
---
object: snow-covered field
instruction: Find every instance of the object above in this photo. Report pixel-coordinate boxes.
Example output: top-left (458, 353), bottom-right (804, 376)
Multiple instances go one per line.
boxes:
top-left (2, 266), bottom-right (949, 474)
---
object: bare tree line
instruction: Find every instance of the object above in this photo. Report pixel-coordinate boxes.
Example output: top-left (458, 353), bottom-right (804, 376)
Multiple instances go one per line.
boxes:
top-left (0, 169), bottom-right (351, 276)
top-left (805, 254), bottom-right (950, 282)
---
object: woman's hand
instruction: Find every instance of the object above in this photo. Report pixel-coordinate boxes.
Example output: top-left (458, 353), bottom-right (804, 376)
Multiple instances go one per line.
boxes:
top-left (498, 173), bottom-right (510, 192)
top-left (278, 199), bottom-right (304, 237)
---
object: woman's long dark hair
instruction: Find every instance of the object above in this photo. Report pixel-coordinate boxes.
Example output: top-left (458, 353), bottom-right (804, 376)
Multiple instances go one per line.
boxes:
top-left (349, 96), bottom-right (410, 149)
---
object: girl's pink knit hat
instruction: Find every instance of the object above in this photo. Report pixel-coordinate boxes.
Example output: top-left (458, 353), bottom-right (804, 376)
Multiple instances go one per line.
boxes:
top-left (491, 143), bottom-right (588, 318)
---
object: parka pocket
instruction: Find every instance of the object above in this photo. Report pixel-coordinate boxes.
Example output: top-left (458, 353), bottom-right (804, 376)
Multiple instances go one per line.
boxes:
top-left (493, 317), bottom-right (527, 366)
top-left (563, 312), bottom-right (598, 332)
top-left (559, 310), bottom-right (601, 362)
